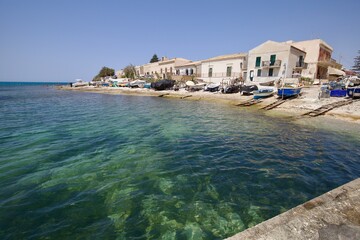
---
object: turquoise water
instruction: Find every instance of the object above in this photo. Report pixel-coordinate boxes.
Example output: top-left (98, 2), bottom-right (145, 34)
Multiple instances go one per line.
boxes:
top-left (1, 83), bottom-right (360, 239)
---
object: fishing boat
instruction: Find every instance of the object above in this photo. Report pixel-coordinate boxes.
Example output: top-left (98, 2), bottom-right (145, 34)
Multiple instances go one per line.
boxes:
top-left (277, 85), bottom-right (302, 98)
top-left (253, 88), bottom-right (274, 99)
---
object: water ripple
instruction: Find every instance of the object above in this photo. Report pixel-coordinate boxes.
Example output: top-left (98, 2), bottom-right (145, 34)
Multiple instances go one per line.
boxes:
top-left (0, 85), bottom-right (360, 239)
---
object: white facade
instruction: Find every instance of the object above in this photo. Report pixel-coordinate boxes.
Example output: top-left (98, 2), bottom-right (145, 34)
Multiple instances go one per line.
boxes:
top-left (246, 41), bottom-right (306, 83)
top-left (199, 53), bottom-right (248, 84)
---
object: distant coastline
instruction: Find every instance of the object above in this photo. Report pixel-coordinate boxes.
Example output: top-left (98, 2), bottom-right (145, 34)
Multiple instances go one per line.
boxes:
top-left (0, 81), bottom-right (69, 86)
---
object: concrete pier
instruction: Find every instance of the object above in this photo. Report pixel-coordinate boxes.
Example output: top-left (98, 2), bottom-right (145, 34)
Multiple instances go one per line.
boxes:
top-left (227, 178), bottom-right (360, 240)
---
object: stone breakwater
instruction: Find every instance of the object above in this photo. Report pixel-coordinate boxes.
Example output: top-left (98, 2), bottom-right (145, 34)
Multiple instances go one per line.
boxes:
top-left (227, 178), bottom-right (360, 240)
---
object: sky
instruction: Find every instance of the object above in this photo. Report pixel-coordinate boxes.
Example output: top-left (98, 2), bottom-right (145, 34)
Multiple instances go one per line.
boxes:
top-left (0, 0), bottom-right (359, 82)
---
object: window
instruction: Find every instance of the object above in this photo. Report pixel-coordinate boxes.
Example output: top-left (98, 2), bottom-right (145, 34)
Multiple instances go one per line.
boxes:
top-left (190, 69), bottom-right (194, 75)
top-left (249, 70), bottom-right (254, 81)
top-left (226, 66), bottom-right (232, 77)
top-left (208, 68), bottom-right (213, 77)
top-left (270, 55), bottom-right (276, 66)
top-left (257, 69), bottom-right (261, 77)
top-left (299, 56), bottom-right (304, 67)
top-left (269, 68), bottom-right (273, 77)
top-left (255, 57), bottom-right (261, 67)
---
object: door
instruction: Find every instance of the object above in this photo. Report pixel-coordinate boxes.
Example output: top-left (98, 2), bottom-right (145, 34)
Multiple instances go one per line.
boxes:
top-left (270, 55), bottom-right (276, 66)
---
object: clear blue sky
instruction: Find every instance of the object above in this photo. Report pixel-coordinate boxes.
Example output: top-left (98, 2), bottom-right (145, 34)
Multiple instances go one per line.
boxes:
top-left (1, 0), bottom-right (359, 82)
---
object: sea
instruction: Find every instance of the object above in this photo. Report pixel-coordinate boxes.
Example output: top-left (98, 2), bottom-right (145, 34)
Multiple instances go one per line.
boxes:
top-left (1, 82), bottom-right (359, 239)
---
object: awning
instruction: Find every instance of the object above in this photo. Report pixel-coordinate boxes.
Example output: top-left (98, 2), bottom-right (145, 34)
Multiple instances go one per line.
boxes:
top-left (328, 67), bottom-right (345, 76)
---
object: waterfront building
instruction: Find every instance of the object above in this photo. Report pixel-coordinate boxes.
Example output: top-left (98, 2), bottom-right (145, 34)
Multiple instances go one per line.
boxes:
top-left (246, 40), bottom-right (306, 83)
top-left (140, 57), bottom-right (191, 79)
top-left (292, 39), bottom-right (342, 80)
top-left (173, 61), bottom-right (202, 81)
top-left (199, 53), bottom-right (248, 84)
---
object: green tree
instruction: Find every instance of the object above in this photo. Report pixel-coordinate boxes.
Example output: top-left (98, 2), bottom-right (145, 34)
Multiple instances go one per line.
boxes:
top-left (150, 54), bottom-right (159, 63)
top-left (123, 64), bottom-right (136, 79)
top-left (93, 66), bottom-right (115, 81)
top-left (352, 50), bottom-right (360, 73)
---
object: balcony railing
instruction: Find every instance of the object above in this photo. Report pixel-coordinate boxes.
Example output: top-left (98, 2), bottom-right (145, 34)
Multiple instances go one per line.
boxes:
top-left (196, 72), bottom-right (242, 78)
top-left (262, 60), bottom-right (281, 68)
top-left (295, 62), bottom-right (308, 68)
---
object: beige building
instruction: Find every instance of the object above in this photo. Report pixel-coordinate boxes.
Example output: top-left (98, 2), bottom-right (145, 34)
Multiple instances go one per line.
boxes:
top-left (246, 40), bottom-right (306, 83)
top-left (199, 53), bottom-right (248, 84)
top-left (174, 61), bottom-right (201, 77)
top-left (292, 39), bottom-right (342, 80)
top-left (115, 69), bottom-right (124, 78)
top-left (140, 57), bottom-right (191, 79)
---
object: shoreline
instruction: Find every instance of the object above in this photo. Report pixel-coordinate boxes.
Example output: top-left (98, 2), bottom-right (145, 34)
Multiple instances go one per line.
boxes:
top-left (58, 85), bottom-right (360, 125)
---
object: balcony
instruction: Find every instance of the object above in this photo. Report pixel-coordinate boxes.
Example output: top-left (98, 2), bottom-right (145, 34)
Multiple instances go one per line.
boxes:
top-left (294, 62), bottom-right (308, 69)
top-left (261, 60), bottom-right (281, 68)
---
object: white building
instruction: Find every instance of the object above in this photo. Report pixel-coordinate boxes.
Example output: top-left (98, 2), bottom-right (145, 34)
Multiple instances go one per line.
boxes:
top-left (246, 40), bottom-right (306, 83)
top-left (199, 53), bottom-right (248, 84)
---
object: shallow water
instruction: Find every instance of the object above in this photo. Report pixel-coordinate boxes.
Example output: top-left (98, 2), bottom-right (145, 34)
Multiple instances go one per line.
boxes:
top-left (1, 83), bottom-right (360, 239)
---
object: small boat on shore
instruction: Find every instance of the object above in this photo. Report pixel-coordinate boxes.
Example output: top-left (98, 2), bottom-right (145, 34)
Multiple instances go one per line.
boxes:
top-left (205, 83), bottom-right (220, 92)
top-left (345, 76), bottom-right (360, 98)
top-left (129, 80), bottom-right (146, 88)
top-left (222, 85), bottom-right (240, 94)
top-left (347, 87), bottom-right (360, 98)
top-left (259, 80), bottom-right (275, 86)
top-left (151, 79), bottom-right (175, 91)
top-left (277, 86), bottom-right (302, 98)
top-left (253, 88), bottom-right (274, 99)
top-left (240, 84), bottom-right (258, 95)
top-left (72, 79), bottom-right (88, 87)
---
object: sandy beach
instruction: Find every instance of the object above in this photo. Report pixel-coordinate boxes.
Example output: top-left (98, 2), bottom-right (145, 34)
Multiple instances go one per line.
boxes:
top-left (59, 85), bottom-right (360, 124)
